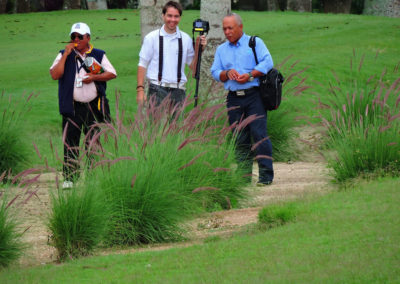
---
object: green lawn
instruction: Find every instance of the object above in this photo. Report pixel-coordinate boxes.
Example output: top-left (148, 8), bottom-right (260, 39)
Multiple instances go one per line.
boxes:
top-left (1, 177), bottom-right (398, 283)
top-left (1, 10), bottom-right (399, 281)
top-left (1, 10), bottom-right (399, 167)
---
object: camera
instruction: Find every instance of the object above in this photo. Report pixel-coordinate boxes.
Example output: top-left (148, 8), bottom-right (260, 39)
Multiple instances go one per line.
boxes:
top-left (193, 19), bottom-right (210, 34)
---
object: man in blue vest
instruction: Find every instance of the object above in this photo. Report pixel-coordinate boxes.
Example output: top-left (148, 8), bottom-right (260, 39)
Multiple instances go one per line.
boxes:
top-left (211, 13), bottom-right (274, 186)
top-left (50, 22), bottom-right (117, 189)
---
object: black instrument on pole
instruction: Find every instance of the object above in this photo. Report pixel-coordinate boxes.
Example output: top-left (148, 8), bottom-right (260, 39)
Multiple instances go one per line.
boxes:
top-left (192, 19), bottom-right (209, 107)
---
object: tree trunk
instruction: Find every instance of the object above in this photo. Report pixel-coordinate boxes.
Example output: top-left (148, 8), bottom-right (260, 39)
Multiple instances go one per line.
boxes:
top-left (87, 0), bottom-right (107, 9)
top-left (16, 0), bottom-right (30, 13)
top-left (286, 0), bottom-right (312, 12)
top-left (45, 0), bottom-right (63, 11)
top-left (30, 0), bottom-right (45, 11)
top-left (277, 0), bottom-right (286, 10)
top-left (63, 0), bottom-right (82, 9)
top-left (322, 0), bottom-right (352, 13)
top-left (139, 0), bottom-right (168, 41)
top-left (267, 0), bottom-right (279, 11)
top-left (0, 0), bottom-right (7, 14)
top-left (199, 0), bottom-right (231, 97)
top-left (364, 0), bottom-right (400, 17)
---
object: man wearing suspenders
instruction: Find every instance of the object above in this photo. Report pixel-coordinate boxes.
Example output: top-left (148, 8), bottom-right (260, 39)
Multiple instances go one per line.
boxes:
top-left (137, 1), bottom-right (206, 107)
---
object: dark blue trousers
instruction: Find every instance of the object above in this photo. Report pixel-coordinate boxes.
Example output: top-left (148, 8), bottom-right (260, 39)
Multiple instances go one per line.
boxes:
top-left (227, 87), bottom-right (274, 183)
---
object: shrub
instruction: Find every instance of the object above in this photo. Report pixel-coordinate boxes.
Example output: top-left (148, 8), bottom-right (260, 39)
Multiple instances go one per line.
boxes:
top-left (83, 96), bottom-right (248, 246)
top-left (258, 202), bottom-right (297, 229)
top-left (0, 92), bottom-right (34, 180)
top-left (268, 103), bottom-right (298, 162)
top-left (0, 192), bottom-right (24, 268)
top-left (48, 186), bottom-right (108, 261)
top-left (318, 53), bottom-right (400, 181)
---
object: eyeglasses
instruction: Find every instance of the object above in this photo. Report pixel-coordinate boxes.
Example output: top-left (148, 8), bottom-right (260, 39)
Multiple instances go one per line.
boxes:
top-left (70, 34), bottom-right (84, 40)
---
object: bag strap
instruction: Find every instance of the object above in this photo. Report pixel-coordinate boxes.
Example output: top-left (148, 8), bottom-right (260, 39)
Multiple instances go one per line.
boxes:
top-left (249, 36), bottom-right (259, 65)
top-left (158, 34), bottom-right (183, 85)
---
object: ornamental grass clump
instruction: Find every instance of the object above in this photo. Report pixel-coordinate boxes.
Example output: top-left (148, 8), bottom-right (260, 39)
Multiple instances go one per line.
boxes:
top-left (83, 94), bottom-right (249, 246)
top-left (48, 185), bottom-right (107, 261)
top-left (318, 53), bottom-right (400, 181)
top-left (0, 193), bottom-right (24, 268)
top-left (0, 92), bottom-right (34, 180)
top-left (0, 170), bottom-right (40, 268)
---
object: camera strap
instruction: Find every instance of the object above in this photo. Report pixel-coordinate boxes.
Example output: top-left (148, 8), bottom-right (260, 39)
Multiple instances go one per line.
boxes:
top-left (158, 32), bottom-right (183, 86)
top-left (75, 54), bottom-right (91, 75)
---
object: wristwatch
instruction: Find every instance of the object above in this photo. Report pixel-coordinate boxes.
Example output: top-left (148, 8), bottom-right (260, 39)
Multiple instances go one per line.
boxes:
top-left (248, 72), bottom-right (254, 82)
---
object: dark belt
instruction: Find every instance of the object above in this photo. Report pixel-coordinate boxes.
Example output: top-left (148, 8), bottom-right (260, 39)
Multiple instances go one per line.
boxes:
top-left (228, 86), bottom-right (258, 96)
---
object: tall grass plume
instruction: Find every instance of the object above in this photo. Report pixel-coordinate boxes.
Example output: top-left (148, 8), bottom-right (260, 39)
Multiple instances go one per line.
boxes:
top-left (318, 53), bottom-right (400, 181)
top-left (0, 92), bottom-right (36, 180)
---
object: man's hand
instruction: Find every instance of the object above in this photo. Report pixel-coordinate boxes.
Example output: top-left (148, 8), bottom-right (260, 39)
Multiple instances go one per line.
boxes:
top-left (200, 35), bottom-right (207, 50)
top-left (81, 74), bottom-right (93, 84)
top-left (64, 43), bottom-right (76, 56)
top-left (81, 72), bottom-right (116, 84)
top-left (236, 73), bottom-right (251, 84)
top-left (136, 88), bottom-right (146, 105)
top-left (227, 69), bottom-right (239, 81)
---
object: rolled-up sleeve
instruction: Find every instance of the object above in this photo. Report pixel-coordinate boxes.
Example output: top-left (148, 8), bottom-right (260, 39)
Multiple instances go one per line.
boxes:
top-left (138, 34), bottom-right (152, 68)
top-left (211, 47), bottom-right (223, 82)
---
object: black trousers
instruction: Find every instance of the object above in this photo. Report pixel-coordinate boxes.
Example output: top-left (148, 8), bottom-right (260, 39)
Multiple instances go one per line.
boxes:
top-left (62, 98), bottom-right (108, 181)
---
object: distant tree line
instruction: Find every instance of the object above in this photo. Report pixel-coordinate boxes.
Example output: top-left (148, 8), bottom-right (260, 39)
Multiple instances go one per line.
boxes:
top-left (231, 0), bottom-right (399, 16)
top-left (1, 0), bottom-right (399, 18)
top-left (0, 0), bottom-right (138, 13)
top-left (191, 0), bottom-right (398, 16)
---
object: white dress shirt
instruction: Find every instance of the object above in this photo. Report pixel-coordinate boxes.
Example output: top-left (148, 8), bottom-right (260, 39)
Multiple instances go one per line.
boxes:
top-left (138, 25), bottom-right (194, 86)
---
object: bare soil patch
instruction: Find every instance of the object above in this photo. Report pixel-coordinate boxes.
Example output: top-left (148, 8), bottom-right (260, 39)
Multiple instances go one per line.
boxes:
top-left (7, 156), bottom-right (332, 266)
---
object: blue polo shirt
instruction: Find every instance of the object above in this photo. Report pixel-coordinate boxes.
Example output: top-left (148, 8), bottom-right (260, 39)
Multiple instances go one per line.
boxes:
top-left (211, 33), bottom-right (273, 91)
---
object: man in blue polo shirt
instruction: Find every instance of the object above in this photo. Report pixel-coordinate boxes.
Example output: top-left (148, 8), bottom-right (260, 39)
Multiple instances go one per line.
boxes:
top-left (211, 13), bottom-right (274, 186)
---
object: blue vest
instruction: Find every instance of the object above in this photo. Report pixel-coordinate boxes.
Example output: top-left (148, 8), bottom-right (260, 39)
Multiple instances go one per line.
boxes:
top-left (58, 48), bottom-right (107, 116)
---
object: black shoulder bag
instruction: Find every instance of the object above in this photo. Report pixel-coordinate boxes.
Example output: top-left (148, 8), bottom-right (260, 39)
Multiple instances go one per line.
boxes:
top-left (249, 36), bottom-right (284, 111)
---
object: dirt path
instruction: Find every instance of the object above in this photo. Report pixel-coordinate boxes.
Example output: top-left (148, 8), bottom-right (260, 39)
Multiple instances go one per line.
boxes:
top-left (8, 158), bottom-right (331, 267)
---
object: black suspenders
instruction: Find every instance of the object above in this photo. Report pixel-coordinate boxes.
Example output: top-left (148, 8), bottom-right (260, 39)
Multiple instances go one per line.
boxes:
top-left (158, 35), bottom-right (163, 82)
top-left (158, 32), bottom-right (183, 86)
top-left (177, 37), bottom-right (183, 84)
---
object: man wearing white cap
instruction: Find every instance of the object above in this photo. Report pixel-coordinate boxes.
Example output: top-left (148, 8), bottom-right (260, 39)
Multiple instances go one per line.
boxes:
top-left (50, 22), bottom-right (117, 189)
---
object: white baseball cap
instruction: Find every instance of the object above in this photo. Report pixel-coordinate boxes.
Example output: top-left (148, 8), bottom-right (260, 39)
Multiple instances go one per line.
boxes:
top-left (70, 22), bottom-right (91, 35)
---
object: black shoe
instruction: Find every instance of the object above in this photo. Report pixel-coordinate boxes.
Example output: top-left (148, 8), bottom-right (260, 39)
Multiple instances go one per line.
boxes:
top-left (256, 180), bottom-right (272, 187)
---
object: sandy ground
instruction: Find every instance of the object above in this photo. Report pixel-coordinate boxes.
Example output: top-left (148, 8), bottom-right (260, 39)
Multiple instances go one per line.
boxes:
top-left (7, 155), bottom-right (331, 267)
